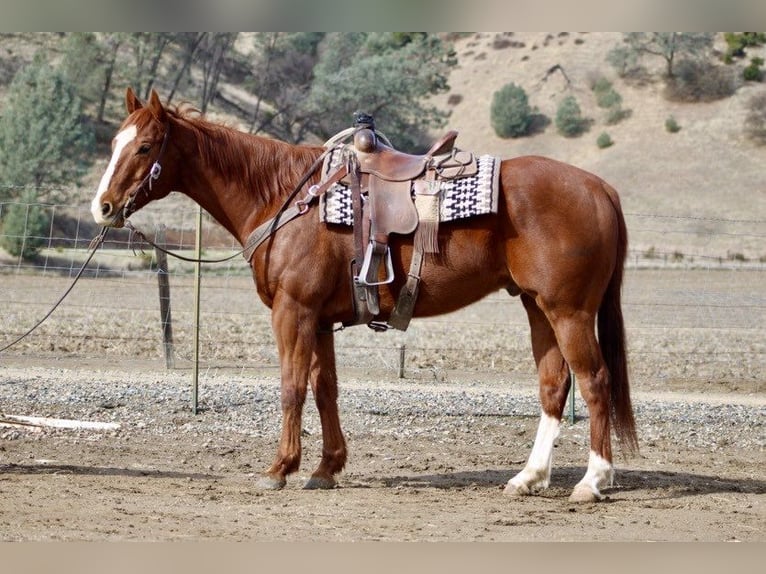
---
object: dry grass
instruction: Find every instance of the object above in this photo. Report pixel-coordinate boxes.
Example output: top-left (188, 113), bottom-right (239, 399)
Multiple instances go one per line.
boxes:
top-left (431, 32), bottom-right (766, 260)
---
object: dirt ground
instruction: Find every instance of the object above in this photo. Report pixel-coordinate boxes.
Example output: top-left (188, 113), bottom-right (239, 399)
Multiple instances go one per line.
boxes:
top-left (0, 269), bottom-right (764, 542)
top-left (0, 374), bottom-right (763, 542)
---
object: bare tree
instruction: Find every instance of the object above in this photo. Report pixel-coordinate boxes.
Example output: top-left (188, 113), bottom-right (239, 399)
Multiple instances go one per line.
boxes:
top-left (197, 33), bottom-right (238, 113)
top-left (623, 33), bottom-right (715, 78)
top-left (97, 33), bottom-right (125, 122)
top-left (246, 33), bottom-right (322, 141)
top-left (167, 32), bottom-right (208, 104)
top-left (142, 33), bottom-right (175, 99)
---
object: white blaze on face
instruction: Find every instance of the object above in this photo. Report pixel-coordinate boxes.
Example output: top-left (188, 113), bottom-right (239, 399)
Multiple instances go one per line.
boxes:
top-left (91, 124), bottom-right (137, 224)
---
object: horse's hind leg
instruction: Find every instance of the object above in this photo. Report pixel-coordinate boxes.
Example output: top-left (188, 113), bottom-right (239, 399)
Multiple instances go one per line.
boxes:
top-left (505, 294), bottom-right (571, 496)
top-left (551, 312), bottom-right (615, 502)
top-left (304, 329), bottom-right (347, 489)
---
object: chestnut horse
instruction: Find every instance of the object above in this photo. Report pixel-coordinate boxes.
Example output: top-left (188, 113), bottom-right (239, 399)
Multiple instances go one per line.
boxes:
top-left (92, 89), bottom-right (636, 502)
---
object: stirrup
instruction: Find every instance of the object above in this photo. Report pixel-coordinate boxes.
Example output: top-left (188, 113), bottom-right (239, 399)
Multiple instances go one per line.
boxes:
top-left (356, 242), bottom-right (394, 286)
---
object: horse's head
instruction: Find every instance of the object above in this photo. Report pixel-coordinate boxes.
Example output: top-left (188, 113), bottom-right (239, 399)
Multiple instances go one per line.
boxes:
top-left (91, 88), bottom-right (175, 227)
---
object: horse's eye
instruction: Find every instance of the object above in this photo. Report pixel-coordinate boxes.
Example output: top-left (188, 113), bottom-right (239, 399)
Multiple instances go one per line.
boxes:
top-left (137, 143), bottom-right (152, 155)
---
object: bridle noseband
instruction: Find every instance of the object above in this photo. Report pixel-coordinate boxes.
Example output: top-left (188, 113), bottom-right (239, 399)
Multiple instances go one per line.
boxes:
top-left (121, 123), bottom-right (170, 220)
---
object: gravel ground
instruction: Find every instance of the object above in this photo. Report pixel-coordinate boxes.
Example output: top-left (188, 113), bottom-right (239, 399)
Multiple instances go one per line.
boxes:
top-left (1, 366), bottom-right (763, 452)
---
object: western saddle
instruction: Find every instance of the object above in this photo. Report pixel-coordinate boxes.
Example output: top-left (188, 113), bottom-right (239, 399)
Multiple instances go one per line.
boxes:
top-left (323, 112), bottom-right (479, 331)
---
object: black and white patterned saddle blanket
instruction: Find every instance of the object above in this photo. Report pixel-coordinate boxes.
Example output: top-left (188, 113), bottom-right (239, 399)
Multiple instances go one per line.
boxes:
top-left (319, 152), bottom-right (502, 226)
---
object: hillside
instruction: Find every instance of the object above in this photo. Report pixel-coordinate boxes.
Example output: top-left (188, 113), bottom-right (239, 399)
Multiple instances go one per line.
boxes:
top-left (431, 32), bottom-right (766, 260)
top-left (2, 32), bottom-right (765, 261)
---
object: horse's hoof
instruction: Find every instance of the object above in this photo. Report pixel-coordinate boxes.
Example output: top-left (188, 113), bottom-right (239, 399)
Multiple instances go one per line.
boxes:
top-left (503, 480), bottom-right (531, 496)
top-left (255, 474), bottom-right (286, 490)
top-left (303, 475), bottom-right (337, 490)
top-left (569, 484), bottom-right (602, 503)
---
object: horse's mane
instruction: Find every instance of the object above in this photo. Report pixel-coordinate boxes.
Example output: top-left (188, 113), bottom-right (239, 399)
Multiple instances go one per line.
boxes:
top-left (162, 104), bottom-right (323, 201)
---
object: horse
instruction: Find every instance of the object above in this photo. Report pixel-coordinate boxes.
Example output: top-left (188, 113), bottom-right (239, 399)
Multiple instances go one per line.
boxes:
top-left (91, 88), bottom-right (637, 502)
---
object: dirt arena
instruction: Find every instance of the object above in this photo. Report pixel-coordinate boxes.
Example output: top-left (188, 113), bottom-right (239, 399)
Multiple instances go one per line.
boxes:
top-left (0, 268), bottom-right (763, 541)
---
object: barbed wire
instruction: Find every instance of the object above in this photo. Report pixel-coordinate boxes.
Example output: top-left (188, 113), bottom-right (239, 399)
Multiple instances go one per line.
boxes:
top-left (624, 212), bottom-right (766, 225)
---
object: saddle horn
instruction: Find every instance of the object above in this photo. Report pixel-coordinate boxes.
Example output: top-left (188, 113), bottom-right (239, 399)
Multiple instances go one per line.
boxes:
top-left (353, 112), bottom-right (377, 152)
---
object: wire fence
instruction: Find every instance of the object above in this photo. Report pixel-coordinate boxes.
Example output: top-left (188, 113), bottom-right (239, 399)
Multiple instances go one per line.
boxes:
top-left (1, 199), bottom-right (764, 391)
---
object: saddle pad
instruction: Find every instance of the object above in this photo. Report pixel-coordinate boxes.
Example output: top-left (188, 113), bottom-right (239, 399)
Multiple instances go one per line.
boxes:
top-left (320, 154), bottom-right (501, 226)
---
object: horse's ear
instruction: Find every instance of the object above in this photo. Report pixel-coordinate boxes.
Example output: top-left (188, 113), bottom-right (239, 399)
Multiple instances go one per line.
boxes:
top-left (126, 87), bottom-right (143, 113)
top-left (147, 89), bottom-right (167, 123)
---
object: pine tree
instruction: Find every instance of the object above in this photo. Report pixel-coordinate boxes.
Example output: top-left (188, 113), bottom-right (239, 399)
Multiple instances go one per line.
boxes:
top-left (0, 188), bottom-right (49, 259)
top-left (60, 32), bottom-right (108, 107)
top-left (0, 54), bottom-right (95, 204)
top-left (305, 33), bottom-right (456, 151)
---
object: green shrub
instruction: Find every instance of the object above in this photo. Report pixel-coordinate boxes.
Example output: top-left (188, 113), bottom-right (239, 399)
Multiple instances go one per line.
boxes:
top-left (596, 132), bottom-right (614, 148)
top-left (490, 82), bottom-right (533, 138)
top-left (608, 106), bottom-right (632, 125)
top-left (0, 192), bottom-right (49, 259)
top-left (555, 95), bottom-right (589, 137)
top-left (744, 57), bottom-right (764, 82)
top-left (723, 33), bottom-right (766, 62)
top-left (591, 76), bottom-right (613, 94)
top-left (596, 88), bottom-right (623, 109)
top-left (665, 116), bottom-right (681, 133)
top-left (590, 75), bottom-right (630, 125)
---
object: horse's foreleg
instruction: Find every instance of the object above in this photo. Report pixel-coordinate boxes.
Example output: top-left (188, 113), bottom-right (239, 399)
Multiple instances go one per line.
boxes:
top-left (304, 329), bottom-right (347, 490)
top-left (505, 294), bottom-right (571, 496)
top-left (553, 314), bottom-right (614, 502)
top-left (257, 303), bottom-right (316, 490)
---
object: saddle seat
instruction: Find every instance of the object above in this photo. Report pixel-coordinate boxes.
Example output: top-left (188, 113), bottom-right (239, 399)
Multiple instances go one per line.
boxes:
top-left (354, 129), bottom-right (459, 182)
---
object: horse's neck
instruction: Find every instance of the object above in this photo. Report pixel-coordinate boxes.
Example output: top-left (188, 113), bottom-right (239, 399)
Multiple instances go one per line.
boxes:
top-left (173, 119), bottom-right (318, 246)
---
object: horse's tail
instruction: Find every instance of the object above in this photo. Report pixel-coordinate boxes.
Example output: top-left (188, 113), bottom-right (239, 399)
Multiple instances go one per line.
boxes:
top-left (598, 184), bottom-right (639, 456)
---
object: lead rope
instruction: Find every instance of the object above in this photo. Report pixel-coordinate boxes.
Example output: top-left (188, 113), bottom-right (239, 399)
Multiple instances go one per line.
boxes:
top-left (0, 226), bottom-right (110, 353)
top-left (0, 131), bottom-right (354, 351)
top-left (123, 221), bottom-right (248, 264)
top-left (1, 125), bottom-right (170, 353)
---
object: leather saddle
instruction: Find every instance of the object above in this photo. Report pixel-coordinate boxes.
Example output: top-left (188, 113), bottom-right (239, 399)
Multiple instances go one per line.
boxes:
top-left (320, 113), bottom-right (478, 330)
top-left (350, 124), bottom-right (476, 272)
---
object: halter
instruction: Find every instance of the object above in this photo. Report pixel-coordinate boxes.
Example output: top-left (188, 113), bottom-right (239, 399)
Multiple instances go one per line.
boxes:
top-left (121, 123), bottom-right (170, 221)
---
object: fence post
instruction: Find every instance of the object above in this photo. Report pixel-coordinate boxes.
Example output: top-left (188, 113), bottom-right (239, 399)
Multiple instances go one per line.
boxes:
top-left (154, 224), bottom-right (175, 369)
top-left (191, 205), bottom-right (203, 414)
top-left (398, 344), bottom-right (406, 378)
top-left (567, 370), bottom-right (576, 424)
